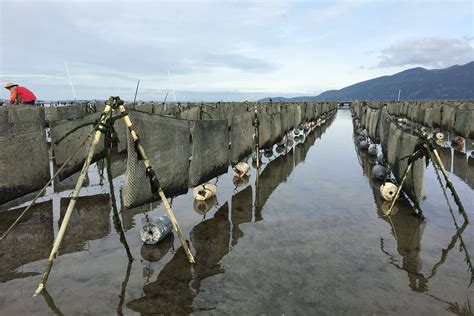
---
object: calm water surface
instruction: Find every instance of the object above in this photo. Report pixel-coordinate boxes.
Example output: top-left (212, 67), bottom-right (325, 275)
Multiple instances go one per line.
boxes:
top-left (0, 109), bottom-right (473, 315)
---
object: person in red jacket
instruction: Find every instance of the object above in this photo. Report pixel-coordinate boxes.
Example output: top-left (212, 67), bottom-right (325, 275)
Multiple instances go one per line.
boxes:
top-left (4, 82), bottom-right (37, 105)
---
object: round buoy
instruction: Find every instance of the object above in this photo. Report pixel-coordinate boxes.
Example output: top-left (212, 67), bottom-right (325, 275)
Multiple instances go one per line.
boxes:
top-left (451, 136), bottom-right (465, 150)
top-left (193, 183), bottom-right (217, 201)
top-left (232, 162), bottom-right (250, 178)
top-left (380, 182), bottom-right (398, 201)
top-left (435, 132), bottom-right (444, 141)
top-left (368, 144), bottom-right (378, 156)
top-left (359, 140), bottom-right (369, 150)
top-left (193, 196), bottom-right (217, 215)
top-left (372, 164), bottom-right (388, 181)
top-left (275, 145), bottom-right (285, 154)
top-left (264, 149), bottom-right (273, 158)
top-left (140, 215), bottom-right (173, 245)
top-left (277, 137), bottom-right (286, 147)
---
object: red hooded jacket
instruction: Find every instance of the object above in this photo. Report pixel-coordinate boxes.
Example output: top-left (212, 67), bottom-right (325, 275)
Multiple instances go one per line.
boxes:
top-left (9, 86), bottom-right (37, 104)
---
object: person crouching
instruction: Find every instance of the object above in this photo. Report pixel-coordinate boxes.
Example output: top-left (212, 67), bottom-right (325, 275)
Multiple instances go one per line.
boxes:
top-left (4, 82), bottom-right (37, 105)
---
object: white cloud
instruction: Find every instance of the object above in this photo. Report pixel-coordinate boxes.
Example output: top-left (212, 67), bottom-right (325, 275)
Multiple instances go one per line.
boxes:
top-left (377, 37), bottom-right (474, 68)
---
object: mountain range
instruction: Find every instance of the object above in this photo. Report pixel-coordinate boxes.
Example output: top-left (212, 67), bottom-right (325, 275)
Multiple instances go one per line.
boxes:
top-left (260, 61), bottom-right (474, 102)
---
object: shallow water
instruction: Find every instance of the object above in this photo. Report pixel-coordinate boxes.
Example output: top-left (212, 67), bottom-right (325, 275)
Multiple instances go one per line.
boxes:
top-left (0, 109), bottom-right (473, 315)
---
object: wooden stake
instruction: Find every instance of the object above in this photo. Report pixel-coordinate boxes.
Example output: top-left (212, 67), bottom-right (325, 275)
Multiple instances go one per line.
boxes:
top-left (118, 104), bottom-right (195, 263)
top-left (33, 104), bottom-right (112, 296)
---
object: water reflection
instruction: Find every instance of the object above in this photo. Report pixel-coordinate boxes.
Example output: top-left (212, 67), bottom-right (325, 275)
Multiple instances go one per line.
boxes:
top-left (255, 149), bottom-right (294, 222)
top-left (453, 150), bottom-right (467, 182)
top-left (255, 115), bottom-right (335, 222)
top-left (41, 289), bottom-right (64, 316)
top-left (126, 114), bottom-right (338, 314)
top-left (127, 202), bottom-right (231, 314)
top-left (58, 194), bottom-right (110, 254)
top-left (231, 186), bottom-right (253, 246)
top-left (358, 148), bottom-right (427, 292)
top-left (354, 127), bottom-right (473, 311)
top-left (0, 201), bottom-right (53, 282)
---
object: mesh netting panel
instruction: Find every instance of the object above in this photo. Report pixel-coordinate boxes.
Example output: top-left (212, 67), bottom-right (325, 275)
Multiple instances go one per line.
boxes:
top-left (387, 123), bottom-right (402, 167)
top-left (122, 111), bottom-right (191, 208)
top-left (1, 121), bottom-right (50, 204)
top-left (454, 104), bottom-right (473, 138)
top-left (294, 105), bottom-right (302, 127)
top-left (270, 112), bottom-right (283, 145)
top-left (230, 113), bottom-right (253, 164)
top-left (6, 106), bottom-right (46, 135)
top-left (204, 105), bottom-right (227, 121)
top-left (365, 108), bottom-right (371, 129)
top-left (424, 107), bottom-right (433, 127)
top-left (368, 110), bottom-right (381, 143)
top-left (279, 107), bottom-right (290, 133)
top-left (153, 104), bottom-right (164, 114)
top-left (431, 104), bottom-right (443, 127)
top-left (258, 111), bottom-right (273, 149)
top-left (378, 108), bottom-right (391, 157)
top-left (393, 131), bottom-right (425, 205)
top-left (361, 110), bottom-right (367, 128)
top-left (286, 106), bottom-right (295, 130)
top-left (226, 106), bottom-right (245, 127)
top-left (189, 119), bottom-right (229, 187)
top-left (55, 104), bottom-right (86, 121)
top-left (180, 107), bottom-right (200, 121)
top-left (51, 112), bottom-right (103, 181)
top-left (441, 104), bottom-right (456, 130)
top-left (367, 110), bottom-right (375, 140)
top-left (134, 103), bottom-right (154, 113)
top-left (417, 103), bottom-right (427, 123)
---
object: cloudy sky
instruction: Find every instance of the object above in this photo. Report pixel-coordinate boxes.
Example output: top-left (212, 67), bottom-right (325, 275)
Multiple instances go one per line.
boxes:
top-left (1, 0), bottom-right (472, 101)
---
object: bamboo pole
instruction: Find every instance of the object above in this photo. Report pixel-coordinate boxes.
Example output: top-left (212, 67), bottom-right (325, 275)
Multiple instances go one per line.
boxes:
top-left (430, 146), bottom-right (469, 223)
top-left (118, 103), bottom-right (195, 263)
top-left (33, 103), bottom-right (112, 296)
top-left (254, 108), bottom-right (260, 169)
top-left (384, 161), bottom-right (413, 217)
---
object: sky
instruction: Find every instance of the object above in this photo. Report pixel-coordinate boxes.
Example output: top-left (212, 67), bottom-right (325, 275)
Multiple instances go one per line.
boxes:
top-left (1, 0), bottom-right (473, 101)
